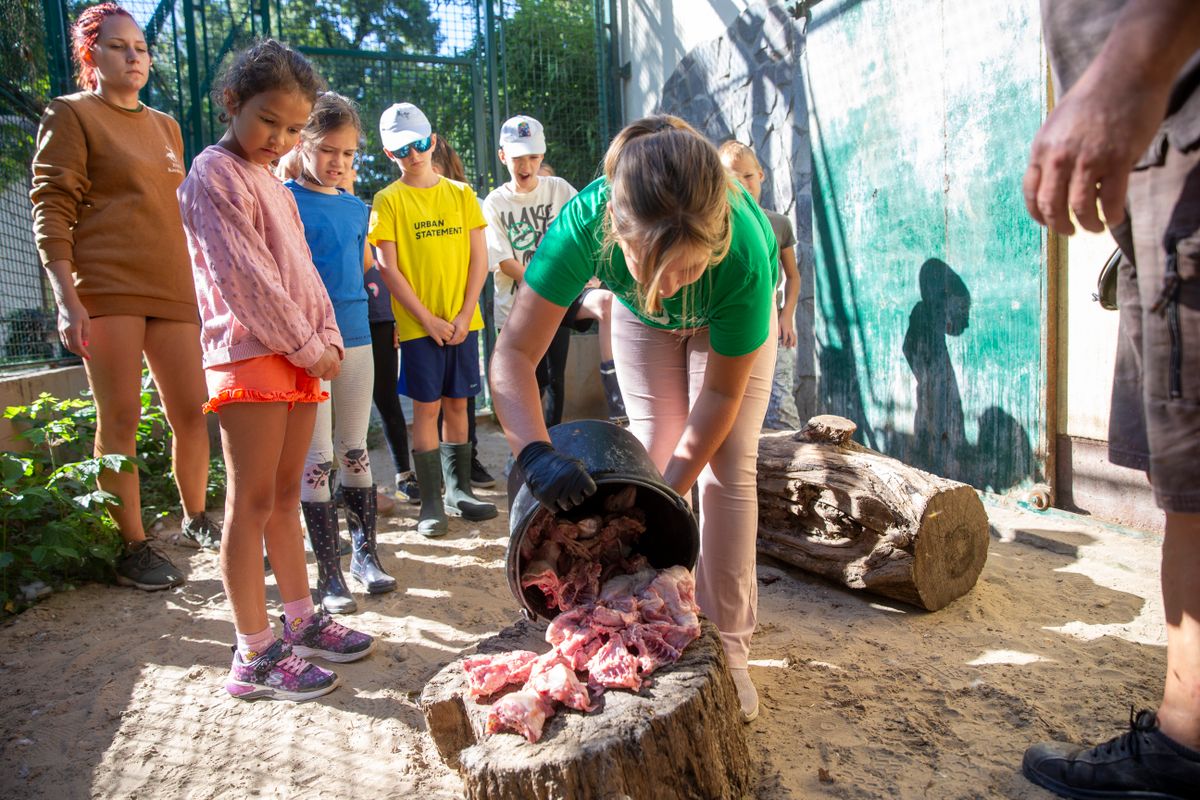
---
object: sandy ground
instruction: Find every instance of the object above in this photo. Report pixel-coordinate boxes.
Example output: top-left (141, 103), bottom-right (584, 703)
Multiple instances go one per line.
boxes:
top-left (0, 420), bottom-right (1167, 799)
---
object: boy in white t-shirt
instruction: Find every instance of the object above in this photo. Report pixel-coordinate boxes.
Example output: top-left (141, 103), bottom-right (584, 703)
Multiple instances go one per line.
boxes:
top-left (482, 115), bottom-right (627, 425)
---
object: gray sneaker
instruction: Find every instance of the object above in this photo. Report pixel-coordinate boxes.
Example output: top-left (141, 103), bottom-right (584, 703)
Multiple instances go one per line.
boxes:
top-left (116, 541), bottom-right (184, 590)
top-left (181, 513), bottom-right (222, 551)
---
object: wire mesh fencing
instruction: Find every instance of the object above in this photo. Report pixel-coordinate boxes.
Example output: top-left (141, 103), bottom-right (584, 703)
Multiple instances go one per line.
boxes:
top-left (0, 0), bottom-right (67, 367)
top-left (10, 0), bottom-right (620, 372)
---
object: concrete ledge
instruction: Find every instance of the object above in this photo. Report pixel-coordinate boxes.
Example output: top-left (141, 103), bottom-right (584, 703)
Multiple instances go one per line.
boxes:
top-left (0, 364), bottom-right (89, 451)
top-left (1054, 434), bottom-right (1162, 534)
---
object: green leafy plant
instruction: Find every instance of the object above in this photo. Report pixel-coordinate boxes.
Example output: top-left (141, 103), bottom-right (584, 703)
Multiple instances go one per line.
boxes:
top-left (0, 376), bottom-right (226, 615)
top-left (0, 394), bottom-right (129, 615)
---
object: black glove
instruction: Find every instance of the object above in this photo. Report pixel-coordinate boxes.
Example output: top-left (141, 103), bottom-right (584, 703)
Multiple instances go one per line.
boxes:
top-left (516, 441), bottom-right (597, 512)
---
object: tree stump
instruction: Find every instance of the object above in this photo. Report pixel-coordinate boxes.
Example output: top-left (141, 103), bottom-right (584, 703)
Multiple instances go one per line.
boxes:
top-left (420, 618), bottom-right (752, 800)
top-left (757, 418), bottom-right (989, 611)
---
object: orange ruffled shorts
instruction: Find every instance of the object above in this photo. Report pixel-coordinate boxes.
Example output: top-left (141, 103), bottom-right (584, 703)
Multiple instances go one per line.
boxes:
top-left (203, 354), bottom-right (328, 414)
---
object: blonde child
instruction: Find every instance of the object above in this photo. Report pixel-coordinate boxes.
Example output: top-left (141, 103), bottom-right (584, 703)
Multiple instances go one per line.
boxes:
top-left (491, 116), bottom-right (779, 722)
top-left (178, 40), bottom-right (373, 701)
top-left (30, 3), bottom-right (218, 591)
top-left (369, 102), bottom-right (497, 536)
top-left (285, 92), bottom-right (395, 614)
top-left (719, 140), bottom-right (802, 429)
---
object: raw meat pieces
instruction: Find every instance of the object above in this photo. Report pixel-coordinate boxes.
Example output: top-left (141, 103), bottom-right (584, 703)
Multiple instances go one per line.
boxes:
top-left (587, 637), bottom-right (641, 691)
top-left (462, 650), bottom-right (539, 697)
top-left (485, 689), bottom-right (557, 743)
top-left (526, 651), bottom-right (594, 712)
top-left (479, 523), bottom-right (704, 742)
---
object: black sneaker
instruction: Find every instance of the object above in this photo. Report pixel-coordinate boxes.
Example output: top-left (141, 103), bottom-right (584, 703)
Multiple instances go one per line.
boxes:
top-left (181, 512), bottom-right (222, 551)
top-left (115, 541), bottom-right (184, 590)
top-left (470, 454), bottom-right (496, 488)
top-left (395, 471), bottom-right (420, 504)
top-left (1022, 709), bottom-right (1200, 799)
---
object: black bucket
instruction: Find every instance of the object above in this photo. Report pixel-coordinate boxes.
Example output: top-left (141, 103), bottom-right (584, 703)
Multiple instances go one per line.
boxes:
top-left (506, 419), bottom-right (700, 621)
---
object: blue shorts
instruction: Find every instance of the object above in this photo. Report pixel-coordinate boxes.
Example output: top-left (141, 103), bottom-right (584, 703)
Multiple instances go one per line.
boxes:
top-left (397, 331), bottom-right (481, 403)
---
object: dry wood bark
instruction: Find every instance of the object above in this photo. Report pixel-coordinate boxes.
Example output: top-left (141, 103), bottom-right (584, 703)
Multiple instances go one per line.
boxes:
top-left (420, 618), bottom-right (752, 800)
top-left (757, 418), bottom-right (989, 611)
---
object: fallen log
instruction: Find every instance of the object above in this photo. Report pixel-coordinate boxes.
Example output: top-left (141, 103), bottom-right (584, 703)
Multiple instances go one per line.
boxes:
top-left (757, 417), bottom-right (989, 611)
top-left (420, 618), bottom-right (752, 800)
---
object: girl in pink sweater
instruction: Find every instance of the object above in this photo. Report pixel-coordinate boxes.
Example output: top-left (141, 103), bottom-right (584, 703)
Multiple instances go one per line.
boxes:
top-left (177, 41), bottom-right (373, 701)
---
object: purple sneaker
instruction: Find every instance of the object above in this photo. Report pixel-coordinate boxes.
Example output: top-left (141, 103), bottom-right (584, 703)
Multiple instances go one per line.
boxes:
top-left (282, 611), bottom-right (375, 663)
top-left (225, 639), bottom-right (339, 701)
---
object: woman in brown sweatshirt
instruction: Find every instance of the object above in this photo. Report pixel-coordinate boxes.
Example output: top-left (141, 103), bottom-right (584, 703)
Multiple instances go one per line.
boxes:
top-left (30, 3), bottom-right (218, 589)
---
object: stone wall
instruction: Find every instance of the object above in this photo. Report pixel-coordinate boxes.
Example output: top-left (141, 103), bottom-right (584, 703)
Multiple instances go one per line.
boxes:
top-left (656, 2), bottom-right (815, 423)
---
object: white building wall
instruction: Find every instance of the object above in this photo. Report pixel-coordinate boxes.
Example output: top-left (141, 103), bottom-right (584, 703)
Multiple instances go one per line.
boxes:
top-left (1061, 231), bottom-right (1120, 442)
top-left (617, 0), bottom-right (753, 120)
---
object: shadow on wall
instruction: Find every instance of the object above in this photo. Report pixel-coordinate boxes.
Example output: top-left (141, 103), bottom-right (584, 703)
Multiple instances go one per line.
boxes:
top-left (810, 138), bottom-right (876, 449)
top-left (655, 2), bottom-right (817, 420)
top-left (900, 258), bottom-right (1035, 492)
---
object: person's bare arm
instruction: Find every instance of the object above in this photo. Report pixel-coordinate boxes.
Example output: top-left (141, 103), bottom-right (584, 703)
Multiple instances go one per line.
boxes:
top-left (778, 247), bottom-right (800, 348)
top-left (661, 346), bottom-right (761, 496)
top-left (1023, 0), bottom-right (1200, 234)
top-left (498, 257), bottom-right (526, 283)
top-left (375, 240), bottom-right (453, 345)
top-left (491, 285), bottom-right (568, 454)
top-left (451, 227), bottom-right (489, 345)
top-left (44, 260), bottom-right (90, 359)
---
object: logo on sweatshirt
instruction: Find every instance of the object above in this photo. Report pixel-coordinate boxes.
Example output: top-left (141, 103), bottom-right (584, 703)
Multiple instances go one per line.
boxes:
top-left (165, 146), bottom-right (184, 176)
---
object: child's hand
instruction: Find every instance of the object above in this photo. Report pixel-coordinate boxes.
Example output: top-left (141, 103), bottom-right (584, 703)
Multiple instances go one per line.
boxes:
top-left (421, 313), bottom-right (455, 346)
top-left (448, 312), bottom-right (471, 346)
top-left (779, 314), bottom-right (797, 348)
top-left (307, 346), bottom-right (342, 380)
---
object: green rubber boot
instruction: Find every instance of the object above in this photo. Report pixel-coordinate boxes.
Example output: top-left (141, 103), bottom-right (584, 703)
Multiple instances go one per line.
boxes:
top-left (440, 442), bottom-right (498, 521)
top-left (412, 449), bottom-right (449, 537)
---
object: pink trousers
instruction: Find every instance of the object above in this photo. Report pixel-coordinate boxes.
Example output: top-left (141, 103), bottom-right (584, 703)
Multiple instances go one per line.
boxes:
top-left (611, 301), bottom-right (777, 668)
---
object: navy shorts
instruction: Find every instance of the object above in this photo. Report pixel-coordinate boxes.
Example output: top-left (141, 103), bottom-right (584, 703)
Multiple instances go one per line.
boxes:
top-left (397, 331), bottom-right (481, 403)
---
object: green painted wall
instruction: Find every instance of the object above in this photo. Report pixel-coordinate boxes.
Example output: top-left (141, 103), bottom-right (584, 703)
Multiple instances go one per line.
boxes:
top-left (806, 0), bottom-right (1047, 493)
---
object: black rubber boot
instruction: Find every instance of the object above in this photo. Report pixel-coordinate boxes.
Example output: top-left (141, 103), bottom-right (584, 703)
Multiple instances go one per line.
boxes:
top-left (301, 500), bottom-right (357, 614)
top-left (343, 485), bottom-right (396, 594)
top-left (599, 361), bottom-right (628, 425)
top-left (440, 442), bottom-right (497, 521)
top-left (412, 449), bottom-right (448, 537)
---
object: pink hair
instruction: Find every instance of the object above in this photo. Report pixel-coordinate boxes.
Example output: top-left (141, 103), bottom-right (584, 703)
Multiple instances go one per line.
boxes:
top-left (71, 3), bottom-right (136, 90)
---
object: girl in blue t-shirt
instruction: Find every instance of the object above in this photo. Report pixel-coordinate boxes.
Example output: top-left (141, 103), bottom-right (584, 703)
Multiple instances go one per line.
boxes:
top-left (286, 92), bottom-right (395, 612)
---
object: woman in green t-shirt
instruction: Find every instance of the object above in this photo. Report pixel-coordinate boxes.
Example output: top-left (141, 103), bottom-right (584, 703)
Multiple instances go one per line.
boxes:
top-left (490, 115), bottom-right (778, 723)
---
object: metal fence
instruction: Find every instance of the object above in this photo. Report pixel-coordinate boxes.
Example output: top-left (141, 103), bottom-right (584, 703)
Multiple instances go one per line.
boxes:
top-left (4, 0), bottom-right (620, 371)
top-left (0, 0), bottom-right (69, 367)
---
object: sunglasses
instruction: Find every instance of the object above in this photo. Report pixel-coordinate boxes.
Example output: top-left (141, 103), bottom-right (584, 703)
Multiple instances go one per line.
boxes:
top-left (395, 136), bottom-right (433, 159)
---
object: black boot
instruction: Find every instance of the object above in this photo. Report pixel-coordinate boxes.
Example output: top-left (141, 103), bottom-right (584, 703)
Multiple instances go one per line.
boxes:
top-left (441, 442), bottom-right (497, 521)
top-left (301, 500), bottom-right (357, 614)
top-left (343, 485), bottom-right (396, 594)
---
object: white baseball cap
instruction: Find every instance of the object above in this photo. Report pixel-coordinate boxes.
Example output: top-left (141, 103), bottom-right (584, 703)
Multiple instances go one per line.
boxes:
top-left (499, 115), bottom-right (546, 157)
top-left (379, 103), bottom-right (432, 152)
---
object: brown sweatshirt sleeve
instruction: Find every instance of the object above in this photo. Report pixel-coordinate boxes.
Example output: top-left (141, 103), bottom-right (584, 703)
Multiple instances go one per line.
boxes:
top-left (30, 99), bottom-right (90, 267)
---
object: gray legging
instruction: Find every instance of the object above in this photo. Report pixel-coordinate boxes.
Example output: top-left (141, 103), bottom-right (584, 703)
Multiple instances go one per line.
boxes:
top-left (610, 302), bottom-right (777, 669)
top-left (301, 344), bottom-right (375, 502)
